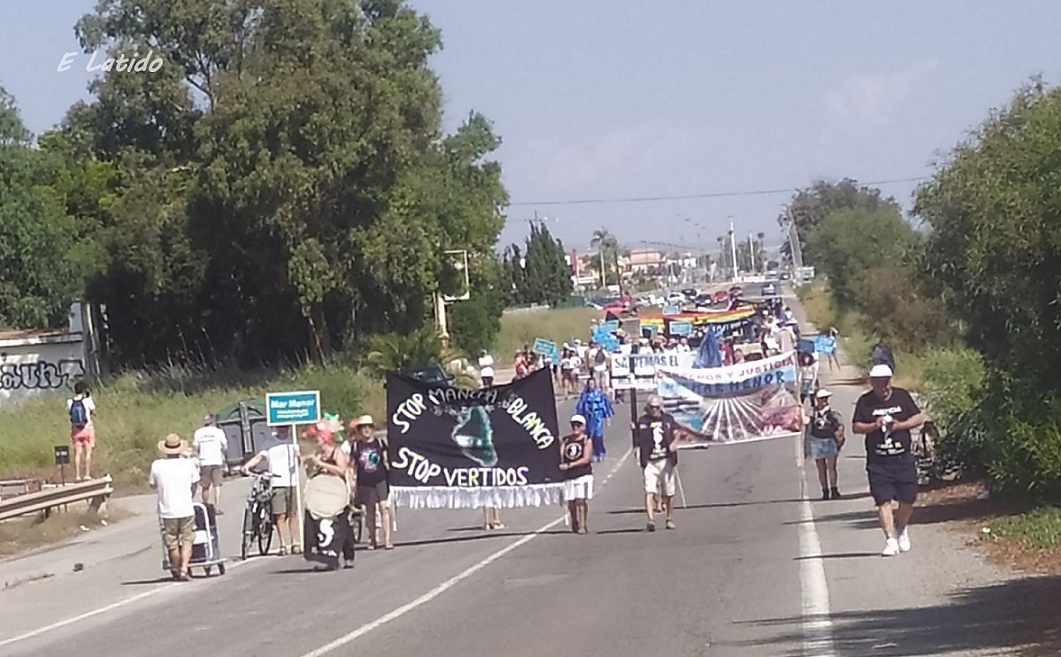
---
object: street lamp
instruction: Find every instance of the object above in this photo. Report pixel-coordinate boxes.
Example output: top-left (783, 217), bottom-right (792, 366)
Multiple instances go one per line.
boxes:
top-left (436, 249), bottom-right (470, 343)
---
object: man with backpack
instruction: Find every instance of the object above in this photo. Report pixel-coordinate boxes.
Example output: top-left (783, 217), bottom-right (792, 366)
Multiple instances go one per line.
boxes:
top-left (67, 381), bottom-right (97, 481)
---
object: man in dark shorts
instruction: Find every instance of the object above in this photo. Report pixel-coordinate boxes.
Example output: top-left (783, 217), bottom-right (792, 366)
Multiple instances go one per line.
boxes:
top-left (348, 415), bottom-right (393, 550)
top-left (852, 364), bottom-right (925, 557)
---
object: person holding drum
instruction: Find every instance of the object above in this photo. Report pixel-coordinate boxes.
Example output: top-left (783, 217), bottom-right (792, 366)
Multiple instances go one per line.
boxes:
top-left (302, 422), bottom-right (356, 570)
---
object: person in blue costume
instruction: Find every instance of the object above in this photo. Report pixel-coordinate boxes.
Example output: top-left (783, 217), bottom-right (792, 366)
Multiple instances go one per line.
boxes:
top-left (575, 377), bottom-right (614, 462)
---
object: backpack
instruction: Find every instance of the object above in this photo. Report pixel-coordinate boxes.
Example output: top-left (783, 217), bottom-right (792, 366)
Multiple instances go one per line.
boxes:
top-left (69, 398), bottom-right (88, 426)
top-left (869, 343), bottom-right (896, 372)
top-left (594, 349), bottom-right (607, 365)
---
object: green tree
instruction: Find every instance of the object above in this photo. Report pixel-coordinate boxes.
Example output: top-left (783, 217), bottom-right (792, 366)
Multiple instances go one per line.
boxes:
top-left (504, 222), bottom-right (572, 307)
top-left (66, 0), bottom-right (507, 368)
top-left (915, 79), bottom-right (1061, 395)
top-left (0, 93), bottom-right (86, 329)
top-left (812, 207), bottom-right (919, 311)
top-left (780, 179), bottom-right (903, 265)
top-left (589, 227), bottom-right (619, 287)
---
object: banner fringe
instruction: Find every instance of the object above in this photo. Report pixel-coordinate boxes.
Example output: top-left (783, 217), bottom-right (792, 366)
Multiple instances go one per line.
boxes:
top-left (390, 484), bottom-right (566, 509)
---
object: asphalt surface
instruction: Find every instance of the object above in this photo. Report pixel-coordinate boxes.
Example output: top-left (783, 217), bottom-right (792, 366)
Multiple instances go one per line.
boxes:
top-left (0, 289), bottom-right (1030, 657)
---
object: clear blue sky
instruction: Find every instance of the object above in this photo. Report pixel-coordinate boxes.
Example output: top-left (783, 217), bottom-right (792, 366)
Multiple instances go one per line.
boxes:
top-left (2, 1), bottom-right (1059, 254)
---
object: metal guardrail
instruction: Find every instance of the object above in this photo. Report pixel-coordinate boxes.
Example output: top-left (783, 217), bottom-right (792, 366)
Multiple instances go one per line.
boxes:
top-left (0, 476), bottom-right (114, 522)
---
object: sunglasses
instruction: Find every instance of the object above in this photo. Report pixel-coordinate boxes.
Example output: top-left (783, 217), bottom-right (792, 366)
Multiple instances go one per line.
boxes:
top-left (648, 405), bottom-right (662, 409)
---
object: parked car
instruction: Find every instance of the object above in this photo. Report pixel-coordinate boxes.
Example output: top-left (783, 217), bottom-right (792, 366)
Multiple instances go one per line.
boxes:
top-left (400, 364), bottom-right (454, 385)
top-left (681, 288), bottom-right (698, 299)
top-left (760, 282), bottom-right (777, 296)
top-left (728, 285), bottom-right (743, 299)
top-left (712, 290), bottom-right (730, 304)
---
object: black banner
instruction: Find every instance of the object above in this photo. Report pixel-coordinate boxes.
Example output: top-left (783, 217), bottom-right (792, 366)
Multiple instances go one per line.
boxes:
top-left (386, 367), bottom-right (564, 509)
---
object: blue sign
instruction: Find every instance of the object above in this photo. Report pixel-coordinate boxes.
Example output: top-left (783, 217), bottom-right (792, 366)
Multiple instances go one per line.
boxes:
top-left (640, 322), bottom-right (658, 338)
top-left (670, 320), bottom-right (692, 336)
top-left (591, 325), bottom-right (620, 352)
top-left (601, 320), bottom-right (620, 333)
top-left (266, 390), bottom-right (321, 426)
top-left (662, 305), bottom-right (679, 316)
top-left (532, 337), bottom-right (557, 357)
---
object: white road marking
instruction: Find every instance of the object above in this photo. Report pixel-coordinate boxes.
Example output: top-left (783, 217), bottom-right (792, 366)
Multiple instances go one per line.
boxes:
top-left (0, 552), bottom-right (259, 649)
top-left (298, 447), bottom-right (634, 657)
top-left (795, 435), bottom-right (837, 657)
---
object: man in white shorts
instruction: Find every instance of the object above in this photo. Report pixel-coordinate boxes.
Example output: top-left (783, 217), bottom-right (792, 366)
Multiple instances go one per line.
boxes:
top-left (559, 414), bottom-right (594, 534)
top-left (632, 395), bottom-right (680, 531)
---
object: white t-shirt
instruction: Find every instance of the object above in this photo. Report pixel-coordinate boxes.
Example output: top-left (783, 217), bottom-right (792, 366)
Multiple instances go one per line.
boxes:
top-left (192, 426), bottom-right (228, 467)
top-left (259, 439), bottom-right (301, 487)
top-left (149, 457), bottom-right (199, 519)
top-left (66, 395), bottom-right (97, 425)
top-left (479, 354), bottom-right (494, 379)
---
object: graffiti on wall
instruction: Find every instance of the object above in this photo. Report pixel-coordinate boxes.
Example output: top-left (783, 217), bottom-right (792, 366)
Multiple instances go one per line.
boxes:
top-left (0, 359), bottom-right (86, 391)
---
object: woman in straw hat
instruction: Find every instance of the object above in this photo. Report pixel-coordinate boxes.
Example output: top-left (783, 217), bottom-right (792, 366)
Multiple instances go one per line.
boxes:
top-left (347, 414), bottom-right (394, 550)
top-left (148, 433), bottom-right (200, 581)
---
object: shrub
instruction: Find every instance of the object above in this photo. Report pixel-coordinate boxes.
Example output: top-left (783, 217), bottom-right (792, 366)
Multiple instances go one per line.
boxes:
top-left (917, 347), bottom-right (989, 476)
top-left (987, 394), bottom-right (1061, 504)
top-left (856, 264), bottom-right (956, 353)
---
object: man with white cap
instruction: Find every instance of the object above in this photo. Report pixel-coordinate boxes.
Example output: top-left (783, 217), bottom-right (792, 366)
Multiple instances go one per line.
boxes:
top-left (852, 363), bottom-right (925, 556)
top-left (805, 389), bottom-right (845, 500)
top-left (631, 394), bottom-right (681, 531)
top-left (560, 414), bottom-right (594, 534)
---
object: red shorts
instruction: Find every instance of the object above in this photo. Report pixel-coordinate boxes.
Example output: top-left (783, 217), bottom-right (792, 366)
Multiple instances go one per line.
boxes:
top-left (71, 424), bottom-right (96, 446)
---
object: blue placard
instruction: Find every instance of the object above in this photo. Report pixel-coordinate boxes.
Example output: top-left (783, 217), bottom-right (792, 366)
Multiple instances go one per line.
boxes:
top-left (533, 337), bottom-right (557, 357)
top-left (640, 322), bottom-right (658, 338)
top-left (592, 325), bottom-right (620, 352)
top-left (601, 320), bottom-right (620, 333)
top-left (662, 305), bottom-right (679, 316)
top-left (670, 320), bottom-right (692, 336)
top-left (266, 390), bottom-right (321, 426)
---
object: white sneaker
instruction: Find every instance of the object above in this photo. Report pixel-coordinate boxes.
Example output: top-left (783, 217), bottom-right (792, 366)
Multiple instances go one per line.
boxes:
top-left (882, 538), bottom-right (901, 557)
top-left (897, 528), bottom-right (911, 553)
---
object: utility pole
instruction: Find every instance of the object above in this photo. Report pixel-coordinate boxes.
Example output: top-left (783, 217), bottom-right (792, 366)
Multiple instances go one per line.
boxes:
top-left (729, 219), bottom-right (738, 281)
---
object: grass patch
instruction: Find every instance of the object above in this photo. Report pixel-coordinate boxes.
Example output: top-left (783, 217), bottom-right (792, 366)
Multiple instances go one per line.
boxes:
top-left (0, 363), bottom-right (386, 493)
top-left (0, 506), bottom-right (133, 561)
top-left (990, 507), bottom-right (1061, 550)
top-left (496, 307), bottom-right (600, 359)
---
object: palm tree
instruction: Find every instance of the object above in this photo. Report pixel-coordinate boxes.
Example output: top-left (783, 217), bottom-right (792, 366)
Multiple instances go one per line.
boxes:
top-left (363, 325), bottom-right (476, 388)
top-left (756, 231), bottom-right (766, 273)
top-left (590, 228), bottom-right (619, 290)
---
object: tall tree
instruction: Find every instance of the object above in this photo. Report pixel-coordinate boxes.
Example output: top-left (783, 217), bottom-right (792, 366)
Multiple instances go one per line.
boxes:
top-left (916, 79), bottom-right (1061, 395)
top-left (589, 227), bottom-right (619, 288)
top-left (779, 179), bottom-right (902, 265)
top-left (63, 0), bottom-right (507, 368)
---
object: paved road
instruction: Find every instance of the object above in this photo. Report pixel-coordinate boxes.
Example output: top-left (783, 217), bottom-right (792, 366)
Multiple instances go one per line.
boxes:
top-left (0, 291), bottom-right (1030, 657)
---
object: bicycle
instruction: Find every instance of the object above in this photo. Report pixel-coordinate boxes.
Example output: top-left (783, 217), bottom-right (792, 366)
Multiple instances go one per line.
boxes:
top-left (241, 472), bottom-right (279, 559)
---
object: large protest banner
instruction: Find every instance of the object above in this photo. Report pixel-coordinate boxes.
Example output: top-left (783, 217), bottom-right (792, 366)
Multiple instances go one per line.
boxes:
top-left (386, 368), bottom-right (564, 509)
top-left (657, 351), bottom-right (803, 447)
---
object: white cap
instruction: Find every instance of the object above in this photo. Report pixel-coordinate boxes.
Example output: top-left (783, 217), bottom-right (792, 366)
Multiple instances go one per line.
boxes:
top-left (869, 364), bottom-right (893, 378)
top-left (815, 389), bottom-right (833, 398)
top-left (570, 414), bottom-right (587, 425)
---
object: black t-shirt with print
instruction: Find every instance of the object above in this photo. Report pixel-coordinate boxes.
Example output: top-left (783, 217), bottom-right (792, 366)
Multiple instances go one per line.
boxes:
top-left (634, 412), bottom-right (678, 469)
top-left (853, 387), bottom-right (921, 470)
top-left (561, 433), bottom-right (593, 480)
top-left (353, 440), bottom-right (388, 487)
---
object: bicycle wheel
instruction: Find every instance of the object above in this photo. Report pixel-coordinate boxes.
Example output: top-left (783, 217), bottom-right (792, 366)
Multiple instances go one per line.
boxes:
top-left (241, 506), bottom-right (254, 560)
top-left (257, 504), bottom-right (274, 556)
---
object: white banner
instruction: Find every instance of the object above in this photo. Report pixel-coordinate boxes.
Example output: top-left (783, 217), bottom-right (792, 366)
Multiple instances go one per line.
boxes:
top-left (610, 352), bottom-right (695, 390)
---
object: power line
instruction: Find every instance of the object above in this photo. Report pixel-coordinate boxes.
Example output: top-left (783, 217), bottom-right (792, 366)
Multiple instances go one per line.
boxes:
top-left (506, 176), bottom-right (929, 207)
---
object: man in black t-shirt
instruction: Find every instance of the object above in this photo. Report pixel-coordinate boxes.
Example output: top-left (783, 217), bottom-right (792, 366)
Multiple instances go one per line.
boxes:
top-left (631, 394), bottom-right (680, 532)
top-left (851, 364), bottom-right (925, 557)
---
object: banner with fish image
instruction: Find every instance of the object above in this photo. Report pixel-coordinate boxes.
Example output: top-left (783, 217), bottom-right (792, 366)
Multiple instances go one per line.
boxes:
top-left (385, 368), bottom-right (564, 509)
top-left (656, 351), bottom-right (803, 447)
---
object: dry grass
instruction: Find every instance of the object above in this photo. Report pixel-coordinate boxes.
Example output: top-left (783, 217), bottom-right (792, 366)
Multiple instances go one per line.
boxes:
top-left (496, 307), bottom-right (601, 358)
top-left (0, 506), bottom-right (133, 562)
top-left (0, 363), bottom-right (386, 493)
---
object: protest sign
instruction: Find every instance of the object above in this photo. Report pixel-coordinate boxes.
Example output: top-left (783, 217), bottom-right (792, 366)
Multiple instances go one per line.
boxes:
top-left (609, 351), bottom-right (695, 391)
top-left (386, 368), bottom-right (564, 509)
top-left (657, 351), bottom-right (803, 446)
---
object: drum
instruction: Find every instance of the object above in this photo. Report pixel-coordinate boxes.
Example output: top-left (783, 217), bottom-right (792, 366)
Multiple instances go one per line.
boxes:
top-left (303, 474), bottom-right (349, 520)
